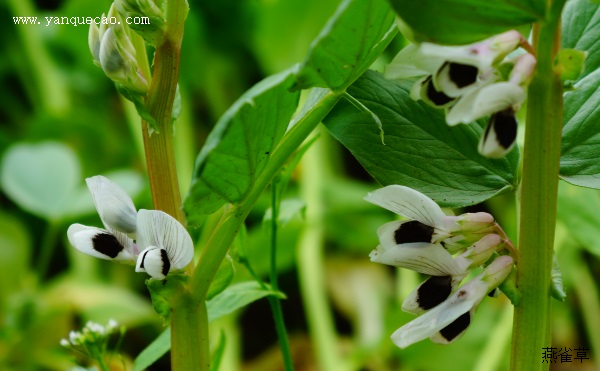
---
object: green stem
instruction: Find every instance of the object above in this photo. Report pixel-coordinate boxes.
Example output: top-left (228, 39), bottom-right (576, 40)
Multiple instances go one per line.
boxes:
top-left (510, 1), bottom-right (566, 370)
top-left (136, 1), bottom-right (200, 369)
top-left (268, 182), bottom-right (294, 371)
top-left (297, 127), bottom-right (345, 371)
top-left (191, 90), bottom-right (341, 300)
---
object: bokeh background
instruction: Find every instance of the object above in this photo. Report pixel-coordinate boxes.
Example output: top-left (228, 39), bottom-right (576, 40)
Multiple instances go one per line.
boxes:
top-left (1, 0), bottom-right (598, 370)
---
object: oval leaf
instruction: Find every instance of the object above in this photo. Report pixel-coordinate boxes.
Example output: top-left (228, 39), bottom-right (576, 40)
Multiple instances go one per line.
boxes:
top-left (389, 0), bottom-right (543, 44)
top-left (323, 70), bottom-right (519, 208)
top-left (0, 142), bottom-right (80, 220)
top-left (560, 0), bottom-right (600, 188)
top-left (184, 69), bottom-right (300, 222)
top-left (293, 0), bottom-right (397, 91)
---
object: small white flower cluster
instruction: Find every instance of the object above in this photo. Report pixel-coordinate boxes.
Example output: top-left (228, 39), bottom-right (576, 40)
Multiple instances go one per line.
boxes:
top-left (67, 176), bottom-right (194, 280)
top-left (386, 30), bottom-right (536, 158)
top-left (60, 319), bottom-right (121, 358)
top-left (365, 185), bottom-right (515, 348)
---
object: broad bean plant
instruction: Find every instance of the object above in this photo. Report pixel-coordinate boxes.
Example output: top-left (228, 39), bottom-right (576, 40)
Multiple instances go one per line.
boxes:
top-left (3, 0), bottom-right (599, 370)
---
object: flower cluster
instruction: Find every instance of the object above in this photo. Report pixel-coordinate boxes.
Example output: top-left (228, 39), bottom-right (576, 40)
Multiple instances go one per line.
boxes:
top-left (60, 319), bottom-right (123, 366)
top-left (365, 185), bottom-right (515, 348)
top-left (88, 4), bottom-right (149, 94)
top-left (67, 176), bottom-right (193, 280)
top-left (386, 30), bottom-right (536, 158)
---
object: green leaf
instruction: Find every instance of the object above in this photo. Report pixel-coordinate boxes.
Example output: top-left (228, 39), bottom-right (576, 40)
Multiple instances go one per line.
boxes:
top-left (0, 141), bottom-right (80, 221)
top-left (388, 0), bottom-right (543, 45)
top-left (263, 199), bottom-right (306, 228)
top-left (183, 68), bottom-right (300, 223)
top-left (206, 256), bottom-right (235, 301)
top-left (146, 275), bottom-right (190, 323)
top-left (210, 331), bottom-right (227, 371)
top-left (132, 328), bottom-right (171, 371)
top-left (207, 281), bottom-right (284, 322)
top-left (551, 254), bottom-right (566, 302)
top-left (556, 181), bottom-right (600, 256)
top-left (293, 0), bottom-right (397, 91)
top-left (554, 49), bottom-right (587, 85)
top-left (560, 0), bottom-right (600, 188)
top-left (323, 70), bottom-right (519, 208)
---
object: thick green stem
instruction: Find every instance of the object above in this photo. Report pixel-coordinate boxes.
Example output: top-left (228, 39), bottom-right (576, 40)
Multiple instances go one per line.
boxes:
top-left (137, 1), bottom-right (200, 369)
top-left (510, 1), bottom-right (566, 370)
top-left (191, 91), bottom-right (341, 301)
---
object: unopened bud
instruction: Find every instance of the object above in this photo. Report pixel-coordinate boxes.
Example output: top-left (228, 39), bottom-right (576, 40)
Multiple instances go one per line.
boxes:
top-left (457, 234), bottom-right (503, 270)
top-left (509, 53), bottom-right (537, 85)
top-left (115, 0), bottom-right (167, 46)
top-left (482, 255), bottom-right (514, 289)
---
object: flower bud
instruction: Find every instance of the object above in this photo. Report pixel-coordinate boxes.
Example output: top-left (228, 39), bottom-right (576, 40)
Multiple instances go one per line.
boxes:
top-left (115, 0), bottom-right (167, 46)
top-left (456, 234), bottom-right (503, 271)
top-left (509, 53), bottom-right (537, 85)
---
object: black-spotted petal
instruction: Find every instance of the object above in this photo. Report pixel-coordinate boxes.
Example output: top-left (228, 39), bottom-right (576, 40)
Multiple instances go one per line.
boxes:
top-left (136, 246), bottom-right (170, 280)
top-left (86, 175), bottom-right (137, 237)
top-left (445, 81), bottom-right (525, 126)
top-left (390, 256), bottom-right (513, 348)
top-left (365, 185), bottom-right (448, 230)
top-left (411, 76), bottom-right (456, 108)
top-left (136, 209), bottom-right (193, 276)
top-left (67, 223), bottom-right (135, 262)
top-left (369, 242), bottom-right (464, 276)
top-left (402, 275), bottom-right (464, 314)
top-left (478, 109), bottom-right (518, 158)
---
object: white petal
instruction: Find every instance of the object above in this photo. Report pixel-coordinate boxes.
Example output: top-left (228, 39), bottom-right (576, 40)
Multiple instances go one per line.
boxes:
top-left (377, 220), bottom-right (405, 248)
top-left (369, 242), bottom-right (464, 276)
top-left (415, 76), bottom-right (456, 108)
top-left (365, 185), bottom-right (447, 229)
top-left (136, 246), bottom-right (169, 279)
top-left (67, 223), bottom-right (135, 261)
top-left (391, 278), bottom-right (488, 348)
top-left (446, 82), bottom-right (525, 126)
top-left (478, 109), bottom-right (518, 158)
top-left (429, 309), bottom-right (474, 344)
top-left (385, 44), bottom-right (443, 80)
top-left (402, 275), bottom-right (465, 314)
top-left (433, 62), bottom-right (480, 98)
top-left (86, 176), bottom-right (137, 236)
top-left (136, 210), bottom-right (194, 270)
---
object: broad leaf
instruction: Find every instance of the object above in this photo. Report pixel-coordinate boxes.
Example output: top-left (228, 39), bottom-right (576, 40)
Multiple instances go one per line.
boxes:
top-left (294, 0), bottom-right (397, 91)
top-left (323, 70), bottom-right (519, 208)
top-left (556, 182), bottom-right (600, 256)
top-left (132, 328), bottom-right (170, 371)
top-left (0, 142), bottom-right (80, 221)
top-left (184, 68), bottom-right (300, 222)
top-left (560, 0), bottom-right (600, 188)
top-left (207, 281), bottom-right (284, 322)
top-left (388, 0), bottom-right (543, 45)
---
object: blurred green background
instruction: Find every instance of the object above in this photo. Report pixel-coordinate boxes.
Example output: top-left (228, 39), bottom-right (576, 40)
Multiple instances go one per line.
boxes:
top-left (1, 0), bottom-right (598, 370)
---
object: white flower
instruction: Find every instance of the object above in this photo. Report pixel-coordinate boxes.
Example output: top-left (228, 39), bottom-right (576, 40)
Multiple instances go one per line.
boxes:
top-left (391, 255), bottom-right (514, 348)
top-left (135, 209), bottom-right (194, 280)
top-left (67, 176), bottom-right (138, 262)
top-left (386, 30), bottom-right (523, 98)
top-left (365, 185), bottom-right (495, 255)
top-left (401, 234), bottom-right (503, 314)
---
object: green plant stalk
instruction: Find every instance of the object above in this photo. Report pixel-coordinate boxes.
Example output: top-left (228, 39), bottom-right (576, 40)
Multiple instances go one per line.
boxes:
top-left (297, 128), bottom-right (345, 371)
top-left (136, 0), bottom-right (200, 369)
top-left (189, 91), bottom-right (341, 368)
top-left (37, 220), bottom-right (60, 279)
top-left (191, 90), bottom-right (341, 300)
top-left (268, 182), bottom-right (295, 371)
top-left (510, 1), bottom-right (566, 370)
